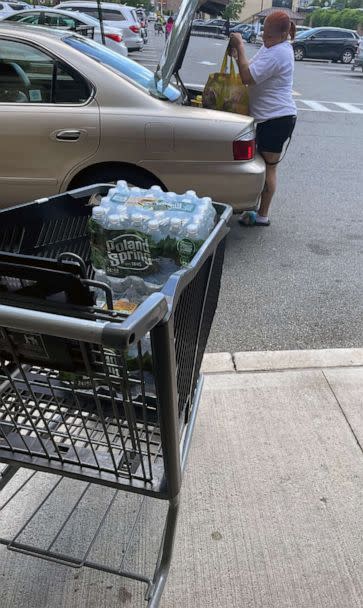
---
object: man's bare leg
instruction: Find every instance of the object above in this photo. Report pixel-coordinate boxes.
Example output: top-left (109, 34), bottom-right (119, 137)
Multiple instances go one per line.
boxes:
top-left (258, 151), bottom-right (280, 219)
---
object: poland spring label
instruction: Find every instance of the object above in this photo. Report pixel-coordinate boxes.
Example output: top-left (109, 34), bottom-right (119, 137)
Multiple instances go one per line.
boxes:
top-left (106, 232), bottom-right (153, 276)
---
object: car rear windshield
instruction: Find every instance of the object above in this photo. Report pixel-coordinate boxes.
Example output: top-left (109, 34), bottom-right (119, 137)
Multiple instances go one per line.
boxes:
top-left (65, 36), bottom-right (181, 102)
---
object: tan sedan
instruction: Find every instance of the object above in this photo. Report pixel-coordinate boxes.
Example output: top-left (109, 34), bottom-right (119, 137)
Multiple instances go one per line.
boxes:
top-left (0, 19), bottom-right (265, 211)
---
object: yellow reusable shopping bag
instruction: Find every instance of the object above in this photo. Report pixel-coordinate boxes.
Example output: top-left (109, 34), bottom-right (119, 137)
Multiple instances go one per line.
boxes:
top-left (202, 50), bottom-right (249, 116)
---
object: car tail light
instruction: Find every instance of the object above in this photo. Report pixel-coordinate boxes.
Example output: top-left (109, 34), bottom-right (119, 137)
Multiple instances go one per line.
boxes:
top-left (233, 136), bottom-right (255, 161)
top-left (105, 33), bottom-right (123, 43)
top-left (129, 25), bottom-right (140, 33)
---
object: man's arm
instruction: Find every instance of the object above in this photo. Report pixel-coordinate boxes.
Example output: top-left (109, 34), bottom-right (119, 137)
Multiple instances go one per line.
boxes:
top-left (230, 33), bottom-right (256, 85)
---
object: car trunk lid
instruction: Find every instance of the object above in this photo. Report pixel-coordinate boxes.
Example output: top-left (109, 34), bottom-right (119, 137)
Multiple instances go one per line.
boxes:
top-left (153, 0), bottom-right (229, 93)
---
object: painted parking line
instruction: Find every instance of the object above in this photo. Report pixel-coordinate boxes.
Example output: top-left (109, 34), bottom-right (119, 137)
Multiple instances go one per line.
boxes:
top-left (334, 102), bottom-right (363, 113)
top-left (300, 100), bottom-right (332, 112)
top-left (198, 61), bottom-right (217, 66)
top-left (292, 90), bottom-right (301, 96)
top-left (297, 99), bottom-right (363, 113)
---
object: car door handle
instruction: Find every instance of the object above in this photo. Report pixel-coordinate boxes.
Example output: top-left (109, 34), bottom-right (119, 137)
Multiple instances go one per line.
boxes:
top-left (55, 129), bottom-right (81, 141)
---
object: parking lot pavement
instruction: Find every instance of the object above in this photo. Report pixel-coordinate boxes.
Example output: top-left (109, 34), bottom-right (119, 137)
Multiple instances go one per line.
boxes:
top-left (135, 34), bottom-right (363, 354)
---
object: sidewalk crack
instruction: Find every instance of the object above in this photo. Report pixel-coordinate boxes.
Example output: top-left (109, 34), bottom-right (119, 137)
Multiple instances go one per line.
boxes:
top-left (322, 370), bottom-right (363, 456)
top-left (231, 353), bottom-right (237, 372)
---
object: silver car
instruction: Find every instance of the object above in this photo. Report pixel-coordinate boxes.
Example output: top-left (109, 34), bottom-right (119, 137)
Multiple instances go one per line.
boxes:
top-left (0, 1), bottom-right (31, 19)
top-left (56, 1), bottom-right (144, 51)
top-left (3, 7), bottom-right (128, 56)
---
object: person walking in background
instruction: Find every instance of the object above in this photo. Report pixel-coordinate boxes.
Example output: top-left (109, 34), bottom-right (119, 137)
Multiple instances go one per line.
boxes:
top-left (229, 11), bottom-right (297, 227)
top-left (165, 16), bottom-right (174, 40)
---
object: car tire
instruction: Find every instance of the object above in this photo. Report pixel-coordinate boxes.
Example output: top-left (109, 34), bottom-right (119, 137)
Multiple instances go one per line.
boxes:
top-left (69, 165), bottom-right (165, 196)
top-left (294, 46), bottom-right (305, 61)
top-left (250, 34), bottom-right (256, 44)
top-left (341, 48), bottom-right (354, 64)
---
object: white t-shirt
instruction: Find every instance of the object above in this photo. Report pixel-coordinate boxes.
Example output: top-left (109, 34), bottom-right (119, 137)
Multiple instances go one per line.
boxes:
top-left (248, 41), bottom-right (297, 122)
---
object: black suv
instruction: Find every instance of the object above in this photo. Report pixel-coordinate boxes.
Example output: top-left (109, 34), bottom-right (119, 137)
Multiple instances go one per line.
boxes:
top-left (292, 27), bottom-right (359, 64)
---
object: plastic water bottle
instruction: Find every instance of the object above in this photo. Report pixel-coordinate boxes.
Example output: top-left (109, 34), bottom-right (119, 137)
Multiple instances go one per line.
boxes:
top-left (148, 219), bottom-right (163, 244)
top-left (169, 217), bottom-right (184, 238)
top-left (150, 185), bottom-right (163, 195)
top-left (131, 212), bottom-right (145, 232)
top-left (200, 197), bottom-right (216, 230)
top-left (185, 223), bottom-right (200, 242)
top-left (111, 181), bottom-right (129, 204)
top-left (107, 214), bottom-right (121, 230)
top-left (92, 205), bottom-right (107, 227)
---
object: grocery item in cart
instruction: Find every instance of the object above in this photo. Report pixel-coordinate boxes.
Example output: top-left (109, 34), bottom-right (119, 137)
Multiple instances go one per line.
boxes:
top-left (89, 184), bottom-right (216, 306)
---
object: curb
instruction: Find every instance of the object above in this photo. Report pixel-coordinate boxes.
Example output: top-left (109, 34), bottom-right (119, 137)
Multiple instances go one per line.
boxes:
top-left (201, 348), bottom-right (363, 374)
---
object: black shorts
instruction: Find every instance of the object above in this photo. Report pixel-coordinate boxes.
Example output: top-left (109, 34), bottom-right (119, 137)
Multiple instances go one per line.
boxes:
top-left (256, 115), bottom-right (297, 154)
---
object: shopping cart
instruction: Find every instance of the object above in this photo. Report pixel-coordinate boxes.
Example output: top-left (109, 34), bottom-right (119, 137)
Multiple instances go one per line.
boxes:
top-left (0, 185), bottom-right (231, 606)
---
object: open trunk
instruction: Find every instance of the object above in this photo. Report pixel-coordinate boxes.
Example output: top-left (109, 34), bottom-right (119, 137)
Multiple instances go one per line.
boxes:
top-left (154, 0), bottom-right (230, 99)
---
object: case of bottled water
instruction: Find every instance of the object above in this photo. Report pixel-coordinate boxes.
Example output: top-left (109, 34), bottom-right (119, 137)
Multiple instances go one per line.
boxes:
top-left (89, 183), bottom-right (217, 310)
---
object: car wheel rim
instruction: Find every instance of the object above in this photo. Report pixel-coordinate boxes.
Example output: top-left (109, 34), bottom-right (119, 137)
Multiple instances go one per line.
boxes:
top-left (295, 48), bottom-right (303, 60)
top-left (342, 51), bottom-right (352, 63)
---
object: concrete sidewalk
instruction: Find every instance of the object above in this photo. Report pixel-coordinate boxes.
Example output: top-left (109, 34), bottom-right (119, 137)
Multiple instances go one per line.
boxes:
top-left (162, 348), bottom-right (363, 608)
top-left (1, 349), bottom-right (363, 608)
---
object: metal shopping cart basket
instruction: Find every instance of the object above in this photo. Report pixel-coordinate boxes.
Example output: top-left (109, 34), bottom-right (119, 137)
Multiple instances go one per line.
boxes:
top-left (0, 185), bottom-right (231, 607)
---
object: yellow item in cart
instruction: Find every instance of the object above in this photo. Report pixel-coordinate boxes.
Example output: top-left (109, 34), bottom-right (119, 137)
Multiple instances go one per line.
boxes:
top-left (202, 50), bottom-right (249, 116)
top-left (191, 95), bottom-right (203, 108)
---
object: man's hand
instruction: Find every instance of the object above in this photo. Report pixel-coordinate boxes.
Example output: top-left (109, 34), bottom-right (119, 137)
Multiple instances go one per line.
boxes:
top-left (229, 33), bottom-right (244, 51)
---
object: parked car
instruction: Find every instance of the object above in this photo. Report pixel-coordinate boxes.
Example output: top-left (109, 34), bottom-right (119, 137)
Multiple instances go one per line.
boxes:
top-left (292, 27), bottom-right (359, 63)
top-left (230, 23), bottom-right (258, 43)
top-left (3, 8), bottom-right (128, 55)
top-left (0, 1), bottom-right (30, 19)
top-left (256, 26), bottom-right (264, 45)
top-left (56, 1), bottom-right (143, 51)
top-left (351, 36), bottom-right (363, 71)
top-left (0, 22), bottom-right (264, 211)
top-left (296, 25), bottom-right (310, 35)
top-left (203, 18), bottom-right (239, 34)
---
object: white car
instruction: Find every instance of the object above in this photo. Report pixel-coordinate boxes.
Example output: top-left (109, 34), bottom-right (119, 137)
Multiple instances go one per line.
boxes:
top-left (56, 1), bottom-right (143, 51)
top-left (0, 1), bottom-right (31, 19)
top-left (4, 8), bottom-right (128, 56)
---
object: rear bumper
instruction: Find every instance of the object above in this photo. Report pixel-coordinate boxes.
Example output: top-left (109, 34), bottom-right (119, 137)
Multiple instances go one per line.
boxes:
top-left (125, 35), bottom-right (144, 50)
top-left (139, 155), bottom-right (266, 212)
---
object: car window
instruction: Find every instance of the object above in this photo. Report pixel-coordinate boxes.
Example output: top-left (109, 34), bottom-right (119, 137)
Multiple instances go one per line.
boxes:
top-left (296, 28), bottom-right (317, 39)
top-left (65, 35), bottom-right (181, 102)
top-left (313, 30), bottom-right (331, 39)
top-left (6, 12), bottom-right (39, 22)
top-left (0, 40), bottom-right (91, 104)
top-left (43, 12), bottom-right (77, 27)
top-left (334, 31), bottom-right (353, 39)
top-left (99, 8), bottom-right (125, 21)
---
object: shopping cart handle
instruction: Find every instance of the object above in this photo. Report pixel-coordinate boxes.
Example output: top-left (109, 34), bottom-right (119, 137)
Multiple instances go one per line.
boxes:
top-left (103, 292), bottom-right (168, 350)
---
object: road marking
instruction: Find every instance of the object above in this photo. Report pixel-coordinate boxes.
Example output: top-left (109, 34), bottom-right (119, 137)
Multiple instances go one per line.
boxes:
top-left (334, 102), bottom-right (363, 114)
top-left (300, 100), bottom-right (332, 112)
top-left (321, 70), bottom-right (353, 75)
top-left (292, 90), bottom-right (301, 96)
top-left (198, 61), bottom-right (217, 66)
top-left (297, 99), bottom-right (363, 113)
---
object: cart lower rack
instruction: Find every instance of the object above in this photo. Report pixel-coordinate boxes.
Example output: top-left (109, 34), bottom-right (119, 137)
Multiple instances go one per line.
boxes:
top-left (0, 185), bottom-right (231, 606)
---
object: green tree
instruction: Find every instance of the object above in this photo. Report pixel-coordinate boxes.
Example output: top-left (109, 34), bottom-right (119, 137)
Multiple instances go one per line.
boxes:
top-left (223, 0), bottom-right (246, 20)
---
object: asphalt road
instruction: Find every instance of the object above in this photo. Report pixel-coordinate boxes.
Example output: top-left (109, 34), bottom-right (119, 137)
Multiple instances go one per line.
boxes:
top-left (135, 32), bottom-right (363, 353)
